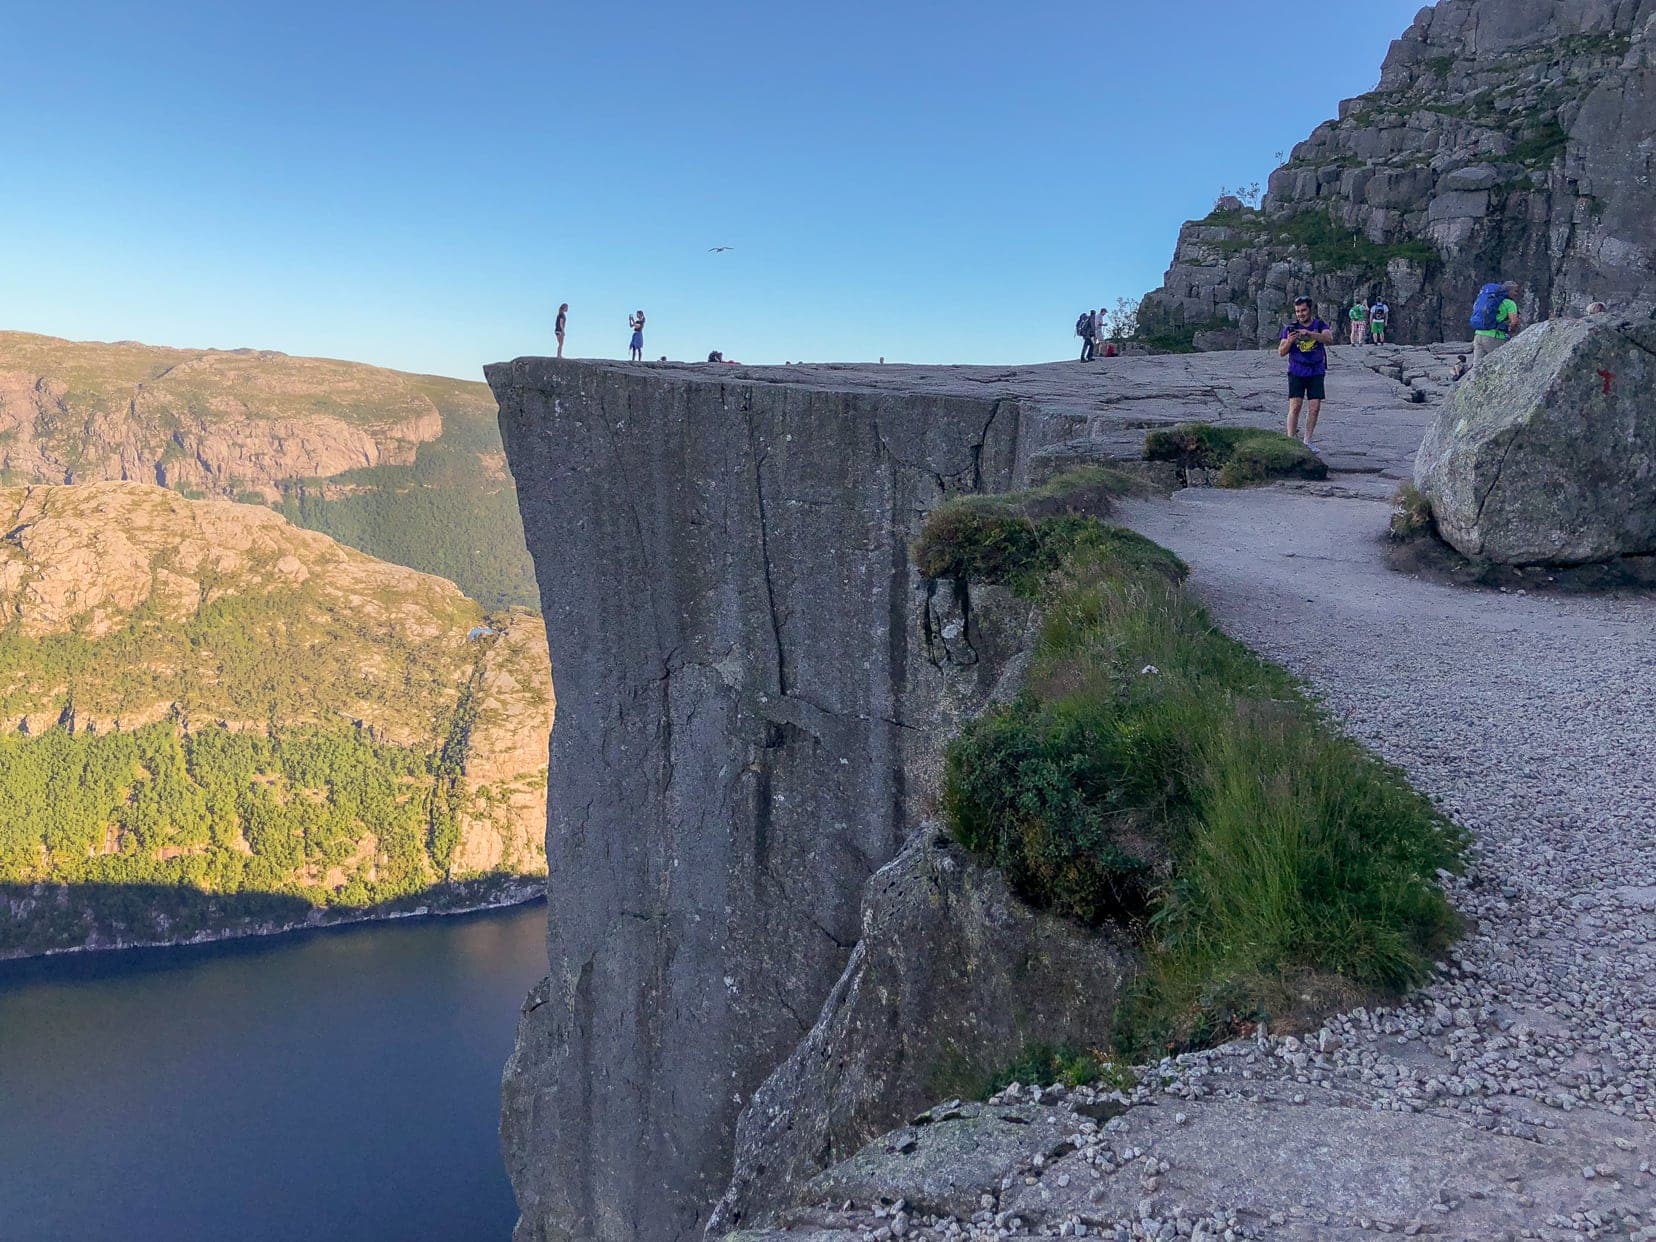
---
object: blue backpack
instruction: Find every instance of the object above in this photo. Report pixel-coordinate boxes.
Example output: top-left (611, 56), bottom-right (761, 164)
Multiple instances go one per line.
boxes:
top-left (1470, 283), bottom-right (1508, 332)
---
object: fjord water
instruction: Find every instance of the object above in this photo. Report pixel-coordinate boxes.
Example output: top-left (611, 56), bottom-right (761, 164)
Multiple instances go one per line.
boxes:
top-left (0, 901), bottom-right (545, 1241)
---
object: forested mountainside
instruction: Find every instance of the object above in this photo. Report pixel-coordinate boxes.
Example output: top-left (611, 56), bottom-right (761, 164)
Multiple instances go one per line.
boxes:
top-left (0, 483), bottom-right (551, 957)
top-left (0, 332), bottom-right (537, 609)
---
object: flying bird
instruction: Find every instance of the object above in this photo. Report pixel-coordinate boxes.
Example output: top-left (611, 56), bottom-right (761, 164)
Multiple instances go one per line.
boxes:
top-left (708, 245), bottom-right (734, 253)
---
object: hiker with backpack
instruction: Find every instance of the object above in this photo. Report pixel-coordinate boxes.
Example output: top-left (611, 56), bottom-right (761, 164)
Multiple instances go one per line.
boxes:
top-left (1470, 282), bottom-right (1520, 367)
top-left (1278, 296), bottom-right (1335, 452)
top-left (1076, 309), bottom-right (1098, 362)
top-left (1348, 297), bottom-right (1369, 346)
top-left (1369, 299), bottom-right (1389, 344)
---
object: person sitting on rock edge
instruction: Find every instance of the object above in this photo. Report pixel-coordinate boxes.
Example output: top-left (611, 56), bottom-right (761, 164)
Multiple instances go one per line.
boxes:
top-left (1278, 296), bottom-right (1334, 452)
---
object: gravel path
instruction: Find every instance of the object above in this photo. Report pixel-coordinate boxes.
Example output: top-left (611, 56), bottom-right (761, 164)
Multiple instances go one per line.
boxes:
top-left (742, 485), bottom-right (1656, 1242)
top-left (1103, 486), bottom-right (1656, 1239)
top-left (728, 347), bottom-right (1653, 1241)
top-left (1123, 486), bottom-right (1656, 1128)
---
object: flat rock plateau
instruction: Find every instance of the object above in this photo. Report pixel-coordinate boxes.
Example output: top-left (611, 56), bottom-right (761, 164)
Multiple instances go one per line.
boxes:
top-left (492, 346), bottom-right (1655, 1241)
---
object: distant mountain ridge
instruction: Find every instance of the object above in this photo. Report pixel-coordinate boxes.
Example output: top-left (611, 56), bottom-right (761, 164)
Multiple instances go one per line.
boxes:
top-left (0, 482), bottom-right (551, 957)
top-left (1137, 0), bottom-right (1656, 350)
top-left (0, 331), bottom-right (538, 609)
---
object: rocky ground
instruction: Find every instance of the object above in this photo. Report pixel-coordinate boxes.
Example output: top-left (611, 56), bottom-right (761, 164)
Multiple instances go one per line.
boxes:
top-left (726, 345), bottom-right (1656, 1241)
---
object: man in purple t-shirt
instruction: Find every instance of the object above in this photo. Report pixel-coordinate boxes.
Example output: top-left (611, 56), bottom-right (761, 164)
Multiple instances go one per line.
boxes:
top-left (1277, 296), bottom-right (1335, 451)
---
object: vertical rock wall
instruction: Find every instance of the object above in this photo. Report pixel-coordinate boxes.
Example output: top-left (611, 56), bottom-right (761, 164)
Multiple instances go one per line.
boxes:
top-left (488, 360), bottom-right (1039, 1241)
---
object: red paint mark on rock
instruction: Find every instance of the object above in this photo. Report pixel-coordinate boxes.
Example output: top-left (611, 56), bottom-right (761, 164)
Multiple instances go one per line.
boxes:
top-left (1598, 369), bottom-right (1615, 395)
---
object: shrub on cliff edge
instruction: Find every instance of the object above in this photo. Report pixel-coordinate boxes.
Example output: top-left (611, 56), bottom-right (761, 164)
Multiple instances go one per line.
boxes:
top-left (1143, 423), bottom-right (1327, 486)
top-left (922, 492), bottom-right (1465, 1056)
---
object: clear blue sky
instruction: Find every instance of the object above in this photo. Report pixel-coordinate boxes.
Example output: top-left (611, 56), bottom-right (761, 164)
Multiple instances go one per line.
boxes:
top-left (3, 1), bottom-right (1430, 379)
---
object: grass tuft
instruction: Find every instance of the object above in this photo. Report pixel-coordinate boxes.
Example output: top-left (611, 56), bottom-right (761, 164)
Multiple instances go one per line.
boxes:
top-left (913, 468), bottom-right (1180, 594)
top-left (1144, 423), bottom-right (1327, 486)
top-left (1389, 484), bottom-right (1435, 542)
top-left (929, 485), bottom-right (1465, 1056)
top-left (982, 1044), bottom-right (1136, 1096)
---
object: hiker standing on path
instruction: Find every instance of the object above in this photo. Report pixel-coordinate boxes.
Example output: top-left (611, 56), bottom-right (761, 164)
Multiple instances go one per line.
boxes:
top-left (1369, 298), bottom-right (1390, 344)
top-left (1077, 309), bottom-right (1097, 362)
top-left (1278, 296), bottom-right (1334, 451)
top-left (555, 303), bottom-right (568, 358)
top-left (1471, 281), bottom-right (1520, 367)
top-left (1348, 297), bottom-right (1369, 346)
top-left (629, 310), bottom-right (646, 361)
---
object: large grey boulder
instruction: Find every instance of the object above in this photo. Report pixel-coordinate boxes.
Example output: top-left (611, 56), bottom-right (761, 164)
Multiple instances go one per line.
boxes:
top-left (1414, 315), bottom-right (1656, 563)
top-left (707, 828), bottom-right (1136, 1234)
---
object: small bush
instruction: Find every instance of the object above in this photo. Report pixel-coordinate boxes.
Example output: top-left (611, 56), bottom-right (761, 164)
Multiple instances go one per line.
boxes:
top-left (913, 469), bottom-right (1176, 593)
top-left (945, 697), bottom-right (1159, 925)
top-left (938, 493), bottom-right (1465, 1056)
top-left (1510, 121), bottom-right (1568, 169)
top-left (1389, 484), bottom-right (1435, 542)
top-left (1145, 423), bottom-right (1326, 486)
top-left (982, 1044), bottom-right (1136, 1096)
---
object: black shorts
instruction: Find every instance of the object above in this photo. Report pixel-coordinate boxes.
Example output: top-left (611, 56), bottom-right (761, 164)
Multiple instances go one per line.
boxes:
top-left (1289, 374), bottom-right (1326, 401)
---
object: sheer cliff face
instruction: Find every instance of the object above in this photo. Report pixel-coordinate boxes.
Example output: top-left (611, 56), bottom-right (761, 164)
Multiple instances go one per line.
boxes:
top-left (488, 360), bottom-right (1038, 1242)
top-left (1139, 0), bottom-right (1656, 349)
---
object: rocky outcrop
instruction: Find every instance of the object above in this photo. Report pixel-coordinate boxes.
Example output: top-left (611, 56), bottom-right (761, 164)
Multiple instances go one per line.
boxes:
top-left (708, 828), bottom-right (1137, 1234)
top-left (1139, 0), bottom-right (1656, 350)
top-left (1415, 314), bottom-right (1656, 563)
top-left (489, 359), bottom-right (1052, 1242)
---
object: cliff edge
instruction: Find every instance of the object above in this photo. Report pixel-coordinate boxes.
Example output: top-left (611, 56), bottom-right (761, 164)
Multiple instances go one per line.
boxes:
top-left (489, 359), bottom-right (1048, 1241)
top-left (488, 350), bottom-right (1473, 1239)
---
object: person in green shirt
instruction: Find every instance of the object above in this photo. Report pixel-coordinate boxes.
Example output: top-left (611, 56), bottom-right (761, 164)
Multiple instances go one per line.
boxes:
top-left (1472, 281), bottom-right (1521, 367)
top-left (1348, 298), bottom-right (1370, 346)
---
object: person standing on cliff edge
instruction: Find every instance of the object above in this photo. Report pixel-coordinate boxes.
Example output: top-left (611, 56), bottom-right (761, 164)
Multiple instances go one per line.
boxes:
top-left (555, 303), bottom-right (568, 358)
top-left (629, 310), bottom-right (646, 361)
top-left (1278, 296), bottom-right (1334, 451)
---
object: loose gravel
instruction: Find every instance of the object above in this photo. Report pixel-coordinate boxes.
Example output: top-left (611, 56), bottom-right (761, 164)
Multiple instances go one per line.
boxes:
top-left (750, 484), bottom-right (1656, 1241)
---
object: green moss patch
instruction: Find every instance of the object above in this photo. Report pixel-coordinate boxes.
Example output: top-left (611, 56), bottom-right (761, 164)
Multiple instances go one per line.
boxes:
top-left (1144, 423), bottom-right (1328, 486)
top-left (912, 468), bottom-right (1170, 592)
top-left (919, 489), bottom-right (1465, 1057)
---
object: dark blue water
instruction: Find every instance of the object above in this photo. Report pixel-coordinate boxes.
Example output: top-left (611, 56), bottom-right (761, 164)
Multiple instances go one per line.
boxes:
top-left (0, 902), bottom-right (546, 1242)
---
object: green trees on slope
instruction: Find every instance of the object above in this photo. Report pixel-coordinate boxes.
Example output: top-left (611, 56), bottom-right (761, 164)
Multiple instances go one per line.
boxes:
top-left (0, 721), bottom-right (464, 953)
top-left (277, 413), bottom-right (539, 610)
